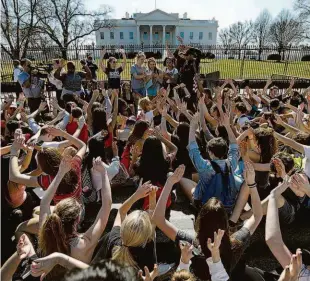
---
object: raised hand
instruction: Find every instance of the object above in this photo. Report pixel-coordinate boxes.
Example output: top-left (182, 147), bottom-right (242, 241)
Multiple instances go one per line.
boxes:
top-left (190, 112), bottom-right (199, 129)
top-left (243, 161), bottom-right (256, 185)
top-left (219, 112), bottom-right (230, 127)
top-left (274, 114), bottom-right (284, 125)
top-left (46, 126), bottom-right (65, 137)
top-left (135, 179), bottom-right (153, 199)
top-left (38, 101), bottom-right (47, 112)
top-left (92, 157), bottom-right (107, 174)
top-left (130, 144), bottom-right (142, 159)
top-left (17, 234), bottom-right (36, 260)
top-left (167, 165), bottom-right (185, 185)
top-left (272, 158), bottom-right (286, 178)
top-left (31, 253), bottom-right (59, 280)
top-left (290, 173), bottom-right (310, 196)
top-left (100, 48), bottom-right (106, 58)
top-left (179, 241), bottom-right (194, 264)
top-left (138, 264), bottom-right (159, 281)
top-left (278, 249), bottom-right (302, 281)
top-left (59, 153), bottom-right (73, 175)
top-left (207, 229), bottom-right (225, 252)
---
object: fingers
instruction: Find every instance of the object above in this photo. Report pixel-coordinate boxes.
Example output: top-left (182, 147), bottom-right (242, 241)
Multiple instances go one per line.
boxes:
top-left (144, 266), bottom-right (151, 278)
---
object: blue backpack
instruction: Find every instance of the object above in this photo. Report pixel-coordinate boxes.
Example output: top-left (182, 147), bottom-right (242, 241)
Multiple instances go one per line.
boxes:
top-left (201, 160), bottom-right (239, 213)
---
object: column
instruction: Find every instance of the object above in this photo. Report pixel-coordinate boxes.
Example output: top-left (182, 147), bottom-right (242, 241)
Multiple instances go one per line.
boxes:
top-left (149, 25), bottom-right (153, 45)
top-left (175, 26), bottom-right (179, 45)
top-left (136, 25), bottom-right (140, 45)
top-left (162, 25), bottom-right (166, 46)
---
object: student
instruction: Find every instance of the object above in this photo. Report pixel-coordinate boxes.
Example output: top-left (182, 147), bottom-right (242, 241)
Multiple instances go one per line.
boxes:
top-left (100, 48), bottom-right (126, 91)
top-left (146, 57), bottom-right (163, 98)
top-left (130, 52), bottom-right (148, 98)
top-left (85, 55), bottom-right (99, 80)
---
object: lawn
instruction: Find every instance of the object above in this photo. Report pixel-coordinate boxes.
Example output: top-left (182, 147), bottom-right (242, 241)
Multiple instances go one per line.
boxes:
top-left (1, 59), bottom-right (309, 81)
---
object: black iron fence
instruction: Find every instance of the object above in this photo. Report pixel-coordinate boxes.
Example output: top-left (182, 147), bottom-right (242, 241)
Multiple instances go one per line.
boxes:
top-left (2, 44), bottom-right (310, 81)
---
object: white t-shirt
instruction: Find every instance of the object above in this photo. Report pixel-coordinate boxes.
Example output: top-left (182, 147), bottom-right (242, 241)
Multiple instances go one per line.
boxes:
top-left (145, 111), bottom-right (154, 124)
top-left (237, 115), bottom-right (250, 128)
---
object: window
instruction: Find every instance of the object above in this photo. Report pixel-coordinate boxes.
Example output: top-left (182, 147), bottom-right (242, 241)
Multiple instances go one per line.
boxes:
top-left (165, 32), bottom-right (170, 40)
top-left (199, 32), bottom-right (203, 40)
top-left (120, 32), bottom-right (124, 40)
top-left (190, 32), bottom-right (194, 40)
top-left (100, 32), bottom-right (104, 40)
top-left (110, 32), bottom-right (114, 39)
top-left (154, 32), bottom-right (159, 40)
top-left (129, 32), bottom-right (134, 40)
top-left (208, 32), bottom-right (212, 40)
top-left (143, 32), bottom-right (148, 40)
top-left (180, 32), bottom-right (184, 39)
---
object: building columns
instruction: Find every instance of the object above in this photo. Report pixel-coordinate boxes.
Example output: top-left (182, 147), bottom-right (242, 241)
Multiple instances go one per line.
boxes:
top-left (175, 26), bottom-right (179, 45)
top-left (149, 25), bottom-right (153, 45)
top-left (137, 25), bottom-right (140, 44)
top-left (162, 25), bottom-right (166, 46)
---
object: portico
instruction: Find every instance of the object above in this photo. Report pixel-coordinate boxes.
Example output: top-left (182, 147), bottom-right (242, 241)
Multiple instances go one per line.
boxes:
top-left (136, 25), bottom-right (178, 45)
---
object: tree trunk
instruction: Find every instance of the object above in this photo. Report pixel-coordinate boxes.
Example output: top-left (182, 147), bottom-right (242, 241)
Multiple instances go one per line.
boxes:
top-left (61, 48), bottom-right (67, 60)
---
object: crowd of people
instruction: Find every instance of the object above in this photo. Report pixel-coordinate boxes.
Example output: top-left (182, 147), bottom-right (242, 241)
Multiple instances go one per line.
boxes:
top-left (1, 37), bottom-right (310, 281)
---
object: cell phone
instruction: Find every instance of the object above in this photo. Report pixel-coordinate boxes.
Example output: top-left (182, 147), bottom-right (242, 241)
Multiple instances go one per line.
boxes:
top-left (36, 140), bottom-right (44, 147)
top-left (180, 240), bottom-right (202, 256)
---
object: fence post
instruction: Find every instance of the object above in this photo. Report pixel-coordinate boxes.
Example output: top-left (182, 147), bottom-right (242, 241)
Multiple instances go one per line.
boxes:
top-left (239, 54), bottom-right (245, 79)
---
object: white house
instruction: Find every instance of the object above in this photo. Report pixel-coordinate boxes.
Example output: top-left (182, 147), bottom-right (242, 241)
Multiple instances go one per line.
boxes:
top-left (95, 9), bottom-right (218, 46)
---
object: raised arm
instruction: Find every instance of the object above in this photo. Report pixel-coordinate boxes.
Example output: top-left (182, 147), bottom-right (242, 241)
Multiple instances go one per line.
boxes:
top-left (154, 128), bottom-right (178, 158)
top-left (109, 90), bottom-right (119, 131)
top-left (242, 162), bottom-right (263, 235)
top-left (160, 106), bottom-right (172, 141)
top-left (99, 49), bottom-right (107, 73)
top-left (262, 78), bottom-right (273, 96)
top-left (265, 179), bottom-right (292, 268)
top-left (39, 155), bottom-right (71, 228)
top-left (274, 131), bottom-right (304, 154)
top-left (82, 158), bottom-right (112, 247)
top-left (152, 165), bottom-right (185, 241)
top-left (113, 180), bottom-right (155, 226)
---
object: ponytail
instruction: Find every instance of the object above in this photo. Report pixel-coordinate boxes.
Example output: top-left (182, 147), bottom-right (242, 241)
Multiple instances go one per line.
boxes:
top-left (39, 213), bottom-right (69, 256)
top-left (112, 245), bottom-right (137, 269)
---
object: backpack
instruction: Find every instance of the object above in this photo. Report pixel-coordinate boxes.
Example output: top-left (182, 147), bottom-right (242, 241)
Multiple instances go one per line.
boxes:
top-left (201, 160), bottom-right (239, 213)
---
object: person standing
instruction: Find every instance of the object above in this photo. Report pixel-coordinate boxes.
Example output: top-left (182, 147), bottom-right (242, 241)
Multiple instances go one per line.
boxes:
top-left (85, 55), bottom-right (99, 80)
top-left (17, 59), bottom-right (45, 113)
top-left (13, 60), bottom-right (23, 82)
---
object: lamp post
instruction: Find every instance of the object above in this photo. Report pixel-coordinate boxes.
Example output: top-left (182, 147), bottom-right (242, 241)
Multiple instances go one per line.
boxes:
top-left (92, 41), bottom-right (95, 59)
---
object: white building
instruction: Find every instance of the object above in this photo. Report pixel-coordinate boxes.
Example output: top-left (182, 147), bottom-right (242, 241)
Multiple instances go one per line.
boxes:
top-left (95, 9), bottom-right (218, 46)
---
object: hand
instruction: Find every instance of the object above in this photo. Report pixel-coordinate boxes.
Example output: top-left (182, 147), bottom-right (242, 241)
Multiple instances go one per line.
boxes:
top-left (138, 264), bottom-right (159, 281)
top-left (179, 241), bottom-right (194, 264)
top-left (179, 83), bottom-right (186, 88)
top-left (31, 253), bottom-right (60, 280)
top-left (219, 112), bottom-right (230, 127)
top-left (178, 101), bottom-right (187, 113)
top-left (20, 112), bottom-right (28, 123)
top-left (207, 229), bottom-right (225, 263)
top-left (243, 161), bottom-right (256, 185)
top-left (266, 78), bottom-right (272, 86)
top-left (278, 249), bottom-right (302, 281)
top-left (18, 93), bottom-right (26, 102)
top-left (190, 112), bottom-right (199, 129)
top-left (46, 126), bottom-right (65, 137)
top-left (112, 141), bottom-right (118, 157)
top-left (272, 158), bottom-right (286, 178)
top-left (167, 165), bottom-right (185, 185)
top-left (93, 89), bottom-right (100, 99)
top-left (135, 179), bottom-right (153, 199)
top-left (17, 234), bottom-right (36, 260)
top-left (38, 101), bottom-right (47, 112)
top-left (11, 130), bottom-right (25, 153)
top-left (119, 48), bottom-right (126, 55)
top-left (100, 48), bottom-right (106, 58)
top-left (78, 116), bottom-right (86, 129)
top-left (290, 173), bottom-right (310, 196)
top-left (59, 153), bottom-right (73, 175)
top-left (143, 128), bottom-right (154, 139)
top-left (270, 176), bottom-right (289, 197)
top-left (274, 114), bottom-right (284, 125)
top-left (289, 78), bottom-right (295, 88)
top-left (239, 140), bottom-right (249, 160)
top-left (92, 157), bottom-right (107, 174)
top-left (130, 144), bottom-right (142, 159)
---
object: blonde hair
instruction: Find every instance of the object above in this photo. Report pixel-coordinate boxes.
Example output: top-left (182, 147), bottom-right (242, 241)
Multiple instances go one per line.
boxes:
top-left (135, 52), bottom-right (146, 63)
top-left (139, 97), bottom-right (151, 112)
top-left (171, 270), bottom-right (196, 281)
top-left (112, 210), bottom-right (153, 269)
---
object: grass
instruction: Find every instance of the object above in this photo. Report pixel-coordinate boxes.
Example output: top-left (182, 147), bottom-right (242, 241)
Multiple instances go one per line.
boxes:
top-left (2, 59), bottom-right (310, 81)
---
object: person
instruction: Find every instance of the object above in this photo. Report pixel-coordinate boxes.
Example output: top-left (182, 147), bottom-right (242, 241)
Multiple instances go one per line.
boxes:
top-left (121, 82), bottom-right (135, 113)
top-left (17, 59), bottom-right (45, 113)
top-left (163, 57), bottom-right (178, 89)
top-left (34, 155), bottom-right (112, 279)
top-left (183, 112), bottom-right (241, 212)
top-left (145, 57), bottom-right (163, 98)
top-left (152, 162), bottom-right (263, 280)
top-left (13, 60), bottom-right (23, 84)
top-left (54, 60), bottom-right (92, 101)
top-left (85, 55), bottom-right (99, 80)
top-left (234, 102), bottom-right (250, 130)
top-left (100, 48), bottom-right (127, 91)
top-left (130, 52), bottom-right (148, 98)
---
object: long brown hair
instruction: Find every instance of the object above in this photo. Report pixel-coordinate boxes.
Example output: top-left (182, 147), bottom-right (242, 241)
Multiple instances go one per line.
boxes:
top-left (37, 148), bottom-right (78, 194)
top-left (38, 198), bottom-right (81, 279)
top-left (195, 198), bottom-right (233, 274)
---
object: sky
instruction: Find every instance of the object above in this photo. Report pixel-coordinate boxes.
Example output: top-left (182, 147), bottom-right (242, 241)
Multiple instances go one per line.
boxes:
top-left (85, 0), bottom-right (295, 30)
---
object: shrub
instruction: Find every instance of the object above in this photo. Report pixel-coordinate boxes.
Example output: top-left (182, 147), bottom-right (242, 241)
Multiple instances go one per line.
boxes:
top-left (267, 54), bottom-right (281, 61)
top-left (301, 55), bottom-right (310, 61)
top-left (205, 52), bottom-right (215, 59)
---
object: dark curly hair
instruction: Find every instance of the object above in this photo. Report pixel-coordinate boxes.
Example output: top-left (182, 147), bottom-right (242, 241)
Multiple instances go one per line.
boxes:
top-left (254, 127), bottom-right (278, 163)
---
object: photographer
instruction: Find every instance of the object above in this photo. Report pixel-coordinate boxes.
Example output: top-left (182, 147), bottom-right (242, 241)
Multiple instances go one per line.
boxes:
top-left (17, 59), bottom-right (45, 113)
top-left (54, 60), bottom-right (92, 102)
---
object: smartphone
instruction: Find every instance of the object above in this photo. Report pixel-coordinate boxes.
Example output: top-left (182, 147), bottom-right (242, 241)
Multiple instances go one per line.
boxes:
top-left (180, 240), bottom-right (201, 256)
top-left (35, 140), bottom-right (44, 147)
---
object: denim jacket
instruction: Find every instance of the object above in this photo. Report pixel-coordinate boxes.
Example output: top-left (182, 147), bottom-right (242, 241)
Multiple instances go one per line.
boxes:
top-left (187, 141), bottom-right (241, 202)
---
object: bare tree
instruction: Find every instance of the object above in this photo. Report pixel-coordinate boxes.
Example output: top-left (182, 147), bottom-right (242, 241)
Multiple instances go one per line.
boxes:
top-left (253, 9), bottom-right (273, 60)
top-left (270, 9), bottom-right (304, 59)
top-left (1, 0), bottom-right (41, 59)
top-left (294, 0), bottom-right (310, 40)
top-left (218, 28), bottom-right (233, 57)
top-left (228, 21), bottom-right (254, 59)
top-left (35, 0), bottom-right (112, 59)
